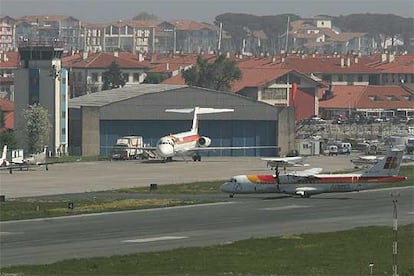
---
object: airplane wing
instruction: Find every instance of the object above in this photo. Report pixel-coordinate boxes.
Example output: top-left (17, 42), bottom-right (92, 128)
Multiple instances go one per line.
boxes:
top-left (292, 167), bottom-right (323, 177)
top-left (260, 156), bottom-right (309, 168)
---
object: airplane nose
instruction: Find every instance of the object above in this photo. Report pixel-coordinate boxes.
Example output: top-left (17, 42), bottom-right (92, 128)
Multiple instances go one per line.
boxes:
top-left (157, 144), bottom-right (174, 158)
top-left (220, 182), bottom-right (233, 193)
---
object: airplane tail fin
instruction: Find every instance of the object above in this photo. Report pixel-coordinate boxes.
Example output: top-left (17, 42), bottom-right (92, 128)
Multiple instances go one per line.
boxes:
top-left (165, 106), bottom-right (234, 133)
top-left (1, 144), bottom-right (8, 166)
top-left (363, 148), bottom-right (404, 176)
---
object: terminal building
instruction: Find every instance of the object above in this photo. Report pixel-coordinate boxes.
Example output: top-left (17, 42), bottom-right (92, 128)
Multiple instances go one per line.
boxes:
top-left (68, 84), bottom-right (295, 157)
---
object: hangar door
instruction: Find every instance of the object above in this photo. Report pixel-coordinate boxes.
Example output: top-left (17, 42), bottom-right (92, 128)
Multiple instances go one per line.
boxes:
top-left (100, 120), bottom-right (277, 157)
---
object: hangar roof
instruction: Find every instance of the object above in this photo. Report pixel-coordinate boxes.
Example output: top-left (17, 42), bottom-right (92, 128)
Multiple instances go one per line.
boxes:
top-left (69, 84), bottom-right (187, 109)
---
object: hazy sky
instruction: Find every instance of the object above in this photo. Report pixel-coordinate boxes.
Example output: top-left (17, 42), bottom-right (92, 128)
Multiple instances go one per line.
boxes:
top-left (1, 0), bottom-right (413, 23)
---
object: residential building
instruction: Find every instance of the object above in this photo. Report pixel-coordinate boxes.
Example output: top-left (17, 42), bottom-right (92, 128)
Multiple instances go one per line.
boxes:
top-left (64, 51), bottom-right (150, 97)
top-left (0, 51), bottom-right (19, 100)
top-left (0, 98), bottom-right (14, 132)
top-left (171, 20), bottom-right (218, 53)
top-left (0, 16), bottom-right (16, 51)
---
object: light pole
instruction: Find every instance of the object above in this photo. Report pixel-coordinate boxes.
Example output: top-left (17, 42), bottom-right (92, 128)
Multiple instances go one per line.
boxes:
top-left (391, 192), bottom-right (400, 276)
top-left (369, 263), bottom-right (374, 276)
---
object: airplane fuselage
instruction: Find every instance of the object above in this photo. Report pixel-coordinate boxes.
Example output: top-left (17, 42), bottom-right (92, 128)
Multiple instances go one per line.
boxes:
top-left (220, 173), bottom-right (407, 196)
top-left (155, 131), bottom-right (202, 158)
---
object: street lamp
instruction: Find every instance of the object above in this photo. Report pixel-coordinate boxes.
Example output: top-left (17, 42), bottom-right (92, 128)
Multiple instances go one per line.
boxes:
top-left (368, 263), bottom-right (374, 276)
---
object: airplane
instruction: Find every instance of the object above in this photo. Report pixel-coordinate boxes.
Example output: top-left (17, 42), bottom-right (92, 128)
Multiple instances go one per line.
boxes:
top-left (221, 148), bottom-right (406, 198)
top-left (136, 106), bottom-right (277, 162)
top-left (261, 156), bottom-right (309, 171)
top-left (350, 155), bottom-right (381, 168)
top-left (0, 145), bottom-right (53, 173)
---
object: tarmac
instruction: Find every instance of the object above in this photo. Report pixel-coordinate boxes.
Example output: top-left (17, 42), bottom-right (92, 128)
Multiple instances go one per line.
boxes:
top-left (0, 154), bottom-right (361, 198)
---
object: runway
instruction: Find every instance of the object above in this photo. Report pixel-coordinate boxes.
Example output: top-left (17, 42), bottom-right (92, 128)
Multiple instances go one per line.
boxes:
top-left (1, 187), bottom-right (413, 266)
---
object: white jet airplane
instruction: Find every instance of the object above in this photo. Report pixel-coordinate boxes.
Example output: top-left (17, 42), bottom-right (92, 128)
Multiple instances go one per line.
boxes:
top-left (221, 148), bottom-right (406, 198)
top-left (140, 106), bottom-right (277, 162)
top-left (1, 144), bottom-right (10, 167)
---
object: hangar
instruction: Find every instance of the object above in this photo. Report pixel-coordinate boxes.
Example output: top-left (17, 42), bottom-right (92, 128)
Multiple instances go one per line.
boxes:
top-left (68, 84), bottom-right (295, 157)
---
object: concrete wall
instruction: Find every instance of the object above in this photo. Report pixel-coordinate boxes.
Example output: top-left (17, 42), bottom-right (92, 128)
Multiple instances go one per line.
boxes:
top-left (81, 106), bottom-right (100, 156)
top-left (277, 107), bottom-right (296, 156)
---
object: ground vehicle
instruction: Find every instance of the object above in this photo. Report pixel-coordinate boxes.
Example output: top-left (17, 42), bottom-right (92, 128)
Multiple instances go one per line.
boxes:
top-left (327, 145), bottom-right (338, 156)
top-left (111, 136), bottom-right (144, 160)
top-left (337, 142), bottom-right (352, 154)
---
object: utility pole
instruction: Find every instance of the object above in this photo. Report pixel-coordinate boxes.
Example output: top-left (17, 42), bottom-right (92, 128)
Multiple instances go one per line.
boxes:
top-left (391, 192), bottom-right (400, 276)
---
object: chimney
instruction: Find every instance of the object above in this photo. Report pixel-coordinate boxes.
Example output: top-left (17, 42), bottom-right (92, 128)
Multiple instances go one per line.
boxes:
top-left (354, 57), bottom-right (359, 64)
top-left (166, 63), bottom-right (170, 71)
top-left (272, 56), bottom-right (276, 63)
top-left (113, 51), bottom-right (119, 57)
top-left (388, 53), bottom-right (395, 63)
top-left (340, 57), bottom-right (344, 67)
top-left (381, 53), bottom-right (387, 63)
top-left (138, 52), bottom-right (144, 62)
top-left (82, 51), bottom-right (88, 60)
top-left (346, 57), bottom-right (351, 67)
top-left (226, 52), bottom-right (230, 58)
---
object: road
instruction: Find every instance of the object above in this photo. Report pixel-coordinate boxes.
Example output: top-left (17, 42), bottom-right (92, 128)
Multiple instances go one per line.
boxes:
top-left (1, 187), bottom-right (413, 266)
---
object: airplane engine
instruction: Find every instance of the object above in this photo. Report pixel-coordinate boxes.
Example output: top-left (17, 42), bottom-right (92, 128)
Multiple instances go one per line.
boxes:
top-left (197, 136), bottom-right (211, 147)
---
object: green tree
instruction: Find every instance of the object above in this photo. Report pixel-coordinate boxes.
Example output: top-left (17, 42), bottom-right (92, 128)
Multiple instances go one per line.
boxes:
top-left (23, 104), bottom-right (50, 154)
top-left (132, 12), bottom-right (158, 21)
top-left (0, 130), bottom-right (19, 149)
top-left (102, 62), bottom-right (128, 90)
top-left (143, 72), bottom-right (168, 84)
top-left (182, 54), bottom-right (242, 91)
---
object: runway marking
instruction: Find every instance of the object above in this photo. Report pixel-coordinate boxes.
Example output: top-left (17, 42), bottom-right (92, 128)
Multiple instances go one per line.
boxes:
top-left (0, 232), bottom-right (23, 236)
top-left (261, 205), bottom-right (311, 211)
top-left (122, 236), bottom-right (188, 243)
top-left (0, 202), bottom-right (235, 224)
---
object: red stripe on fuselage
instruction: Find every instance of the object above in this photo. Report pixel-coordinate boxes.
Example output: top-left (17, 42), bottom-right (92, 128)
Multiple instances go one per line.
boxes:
top-left (170, 134), bottom-right (201, 145)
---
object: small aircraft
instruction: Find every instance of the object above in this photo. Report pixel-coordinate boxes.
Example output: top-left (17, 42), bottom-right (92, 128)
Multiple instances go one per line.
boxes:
top-left (350, 155), bottom-right (381, 167)
top-left (221, 148), bottom-right (406, 198)
top-left (0, 145), bottom-right (52, 173)
top-left (261, 156), bottom-right (309, 170)
top-left (138, 106), bottom-right (277, 162)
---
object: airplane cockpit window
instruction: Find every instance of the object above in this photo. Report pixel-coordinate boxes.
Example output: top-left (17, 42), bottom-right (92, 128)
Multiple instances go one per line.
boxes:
top-left (229, 178), bottom-right (237, 183)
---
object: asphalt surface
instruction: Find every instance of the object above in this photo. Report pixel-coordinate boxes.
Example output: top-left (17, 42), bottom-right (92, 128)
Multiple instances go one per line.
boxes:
top-left (0, 154), bottom-right (413, 267)
top-left (1, 187), bottom-right (413, 266)
top-left (0, 154), bottom-right (359, 198)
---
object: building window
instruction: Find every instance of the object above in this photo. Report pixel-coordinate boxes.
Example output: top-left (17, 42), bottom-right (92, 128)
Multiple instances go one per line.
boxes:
top-left (61, 128), bottom-right (66, 135)
top-left (91, 73), bottom-right (98, 82)
top-left (61, 111), bottom-right (66, 119)
top-left (262, 88), bottom-right (287, 100)
top-left (123, 73), bottom-right (129, 82)
top-left (133, 73), bottom-right (140, 82)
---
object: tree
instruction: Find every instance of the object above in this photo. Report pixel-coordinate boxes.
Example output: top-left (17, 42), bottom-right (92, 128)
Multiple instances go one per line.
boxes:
top-left (182, 54), bottom-right (242, 91)
top-left (23, 104), bottom-right (50, 154)
top-left (132, 12), bottom-right (158, 21)
top-left (143, 72), bottom-right (168, 84)
top-left (0, 130), bottom-right (19, 149)
top-left (102, 62), bottom-right (128, 90)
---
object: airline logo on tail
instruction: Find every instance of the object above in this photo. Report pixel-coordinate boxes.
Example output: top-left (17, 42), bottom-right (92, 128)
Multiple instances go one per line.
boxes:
top-left (383, 156), bottom-right (398, 169)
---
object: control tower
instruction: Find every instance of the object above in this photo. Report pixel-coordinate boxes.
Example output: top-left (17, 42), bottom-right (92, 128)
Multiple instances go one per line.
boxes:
top-left (15, 41), bottom-right (68, 156)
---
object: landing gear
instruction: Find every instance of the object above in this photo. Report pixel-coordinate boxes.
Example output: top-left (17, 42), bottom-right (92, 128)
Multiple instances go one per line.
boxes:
top-left (229, 194), bottom-right (234, 198)
top-left (192, 154), bottom-right (201, 162)
top-left (300, 192), bottom-right (311, 198)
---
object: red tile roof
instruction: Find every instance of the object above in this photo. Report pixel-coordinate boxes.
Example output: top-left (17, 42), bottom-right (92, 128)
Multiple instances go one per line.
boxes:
top-left (0, 98), bottom-right (14, 131)
top-left (231, 68), bottom-right (292, 92)
top-left (70, 52), bottom-right (150, 69)
top-left (319, 85), bottom-right (414, 110)
top-left (0, 52), bottom-right (20, 69)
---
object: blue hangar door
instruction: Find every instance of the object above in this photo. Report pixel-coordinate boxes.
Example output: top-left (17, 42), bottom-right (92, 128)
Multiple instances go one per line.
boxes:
top-left (99, 120), bottom-right (277, 157)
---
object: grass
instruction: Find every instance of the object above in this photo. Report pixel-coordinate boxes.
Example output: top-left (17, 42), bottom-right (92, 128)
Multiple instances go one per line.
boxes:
top-left (0, 197), bottom-right (205, 221)
top-left (1, 224), bottom-right (413, 275)
top-left (1, 167), bottom-right (412, 221)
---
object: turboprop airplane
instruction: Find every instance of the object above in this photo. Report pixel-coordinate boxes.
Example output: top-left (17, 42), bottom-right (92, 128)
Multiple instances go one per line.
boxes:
top-left (221, 148), bottom-right (406, 198)
top-left (261, 156), bottom-right (309, 170)
top-left (139, 106), bottom-right (277, 162)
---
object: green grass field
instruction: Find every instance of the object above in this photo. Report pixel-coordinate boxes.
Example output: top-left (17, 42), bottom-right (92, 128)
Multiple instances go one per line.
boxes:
top-left (1, 224), bottom-right (413, 275)
top-left (1, 166), bottom-right (412, 221)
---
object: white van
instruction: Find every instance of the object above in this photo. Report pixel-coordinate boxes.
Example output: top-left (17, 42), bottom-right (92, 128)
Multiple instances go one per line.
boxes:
top-left (337, 143), bottom-right (352, 154)
top-left (327, 145), bottom-right (338, 156)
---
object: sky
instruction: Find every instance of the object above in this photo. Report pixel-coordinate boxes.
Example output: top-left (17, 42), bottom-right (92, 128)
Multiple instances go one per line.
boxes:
top-left (1, 0), bottom-right (413, 23)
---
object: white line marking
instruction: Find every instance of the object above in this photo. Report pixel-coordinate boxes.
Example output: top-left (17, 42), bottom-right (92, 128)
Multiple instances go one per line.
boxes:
top-left (122, 236), bottom-right (188, 243)
top-left (261, 205), bottom-right (311, 211)
top-left (408, 212), bottom-right (414, 215)
top-left (0, 202), bottom-right (235, 224)
top-left (0, 232), bottom-right (23, 236)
